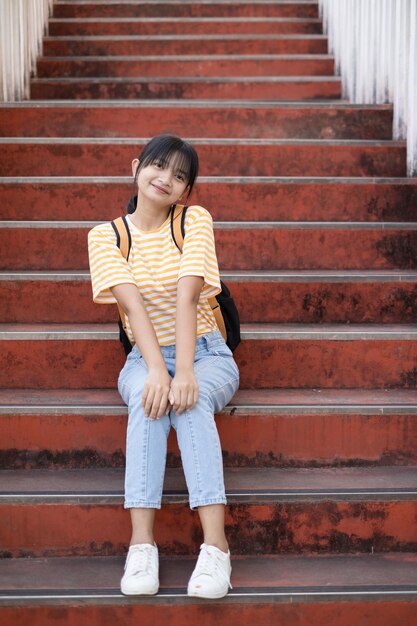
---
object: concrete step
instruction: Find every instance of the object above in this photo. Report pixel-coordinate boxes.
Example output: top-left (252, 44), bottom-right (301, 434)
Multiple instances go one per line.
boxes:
top-left (0, 466), bottom-right (416, 556)
top-left (2, 177), bottom-right (414, 222)
top-left (1, 553), bottom-right (416, 626)
top-left (1, 388), bottom-right (416, 469)
top-left (29, 75), bottom-right (342, 100)
top-left (1, 221), bottom-right (416, 270)
top-left (48, 17), bottom-right (324, 36)
top-left (36, 55), bottom-right (336, 78)
top-left (52, 1), bottom-right (320, 19)
top-left (0, 101), bottom-right (394, 140)
top-left (1, 270), bottom-right (417, 324)
top-left (0, 139), bottom-right (406, 177)
top-left (42, 34), bottom-right (329, 56)
top-left (0, 323), bottom-right (416, 389)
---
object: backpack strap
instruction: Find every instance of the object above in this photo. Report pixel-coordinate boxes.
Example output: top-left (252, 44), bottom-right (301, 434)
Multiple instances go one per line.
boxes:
top-left (170, 205), bottom-right (227, 343)
top-left (112, 215), bottom-right (132, 259)
top-left (170, 203), bottom-right (185, 251)
top-left (111, 216), bottom-right (132, 344)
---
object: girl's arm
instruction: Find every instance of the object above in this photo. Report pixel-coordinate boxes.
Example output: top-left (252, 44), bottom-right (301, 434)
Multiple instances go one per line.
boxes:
top-left (170, 275), bottom-right (204, 414)
top-left (110, 283), bottom-right (171, 420)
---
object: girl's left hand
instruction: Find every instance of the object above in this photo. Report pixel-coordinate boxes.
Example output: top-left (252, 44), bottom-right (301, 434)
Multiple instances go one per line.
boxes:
top-left (169, 369), bottom-right (199, 414)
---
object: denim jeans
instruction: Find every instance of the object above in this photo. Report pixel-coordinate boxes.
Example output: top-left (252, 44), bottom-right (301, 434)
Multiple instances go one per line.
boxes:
top-left (117, 330), bottom-right (240, 510)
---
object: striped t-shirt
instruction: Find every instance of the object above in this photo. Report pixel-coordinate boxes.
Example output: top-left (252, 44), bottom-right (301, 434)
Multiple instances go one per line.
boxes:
top-left (87, 205), bottom-right (222, 346)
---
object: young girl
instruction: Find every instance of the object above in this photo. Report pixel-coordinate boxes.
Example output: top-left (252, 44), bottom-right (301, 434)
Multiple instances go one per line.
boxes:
top-left (87, 134), bottom-right (240, 599)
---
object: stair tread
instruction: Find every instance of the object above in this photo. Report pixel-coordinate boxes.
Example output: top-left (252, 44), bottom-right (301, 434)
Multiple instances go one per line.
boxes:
top-left (52, 1), bottom-right (320, 9)
top-left (0, 99), bottom-right (388, 108)
top-left (31, 76), bottom-right (341, 82)
top-left (1, 323), bottom-right (416, 340)
top-left (52, 0), bottom-right (319, 5)
top-left (52, 0), bottom-right (319, 4)
top-left (3, 269), bottom-right (417, 281)
top-left (0, 138), bottom-right (405, 146)
top-left (44, 34), bottom-right (328, 41)
top-left (0, 553), bottom-right (416, 598)
top-left (48, 16), bottom-right (323, 23)
top-left (2, 220), bottom-right (416, 228)
top-left (3, 387), bottom-right (417, 406)
top-left (39, 53), bottom-right (335, 59)
top-left (1, 387), bottom-right (417, 412)
top-left (2, 175), bottom-right (414, 183)
top-left (1, 466), bottom-right (416, 498)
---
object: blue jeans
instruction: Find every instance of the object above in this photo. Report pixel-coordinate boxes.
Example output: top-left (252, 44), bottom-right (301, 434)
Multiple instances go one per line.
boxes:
top-left (117, 330), bottom-right (240, 510)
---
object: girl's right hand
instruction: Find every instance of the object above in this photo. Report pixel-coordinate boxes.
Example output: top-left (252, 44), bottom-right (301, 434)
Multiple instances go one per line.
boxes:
top-left (142, 367), bottom-right (172, 420)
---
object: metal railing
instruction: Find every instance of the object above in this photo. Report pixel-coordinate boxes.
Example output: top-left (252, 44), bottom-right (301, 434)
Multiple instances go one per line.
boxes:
top-left (319, 0), bottom-right (417, 176)
top-left (0, 0), bottom-right (53, 102)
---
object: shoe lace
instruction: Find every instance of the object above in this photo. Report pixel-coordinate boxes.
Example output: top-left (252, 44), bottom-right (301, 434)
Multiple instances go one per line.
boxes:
top-left (125, 545), bottom-right (154, 576)
top-left (193, 546), bottom-right (233, 590)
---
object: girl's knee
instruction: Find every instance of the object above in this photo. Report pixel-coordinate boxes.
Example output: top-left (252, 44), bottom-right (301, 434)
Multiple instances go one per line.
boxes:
top-left (118, 378), bottom-right (144, 407)
top-left (198, 376), bottom-right (239, 414)
top-left (118, 362), bottom-right (147, 406)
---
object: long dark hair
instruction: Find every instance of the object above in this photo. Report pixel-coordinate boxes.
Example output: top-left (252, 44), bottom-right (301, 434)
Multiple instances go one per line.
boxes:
top-left (127, 134), bottom-right (199, 213)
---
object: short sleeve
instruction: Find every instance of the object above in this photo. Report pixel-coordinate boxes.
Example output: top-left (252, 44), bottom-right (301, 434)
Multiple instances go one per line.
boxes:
top-left (87, 223), bottom-right (137, 304)
top-left (178, 206), bottom-right (221, 299)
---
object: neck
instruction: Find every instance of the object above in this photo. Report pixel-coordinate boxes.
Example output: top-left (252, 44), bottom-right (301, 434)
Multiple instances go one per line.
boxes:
top-left (130, 195), bottom-right (174, 231)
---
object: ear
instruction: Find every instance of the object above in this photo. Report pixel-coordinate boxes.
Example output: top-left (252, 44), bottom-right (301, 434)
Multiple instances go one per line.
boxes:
top-left (132, 158), bottom-right (139, 178)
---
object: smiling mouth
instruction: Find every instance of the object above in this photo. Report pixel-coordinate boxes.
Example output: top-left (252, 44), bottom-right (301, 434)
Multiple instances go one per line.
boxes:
top-left (151, 183), bottom-right (169, 194)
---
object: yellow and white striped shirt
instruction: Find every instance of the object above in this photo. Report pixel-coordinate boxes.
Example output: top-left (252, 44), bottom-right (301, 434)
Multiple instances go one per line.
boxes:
top-left (87, 205), bottom-right (222, 346)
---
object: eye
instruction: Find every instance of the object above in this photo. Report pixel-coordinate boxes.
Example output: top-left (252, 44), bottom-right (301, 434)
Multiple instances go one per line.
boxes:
top-left (152, 160), bottom-right (163, 168)
top-left (175, 172), bottom-right (185, 181)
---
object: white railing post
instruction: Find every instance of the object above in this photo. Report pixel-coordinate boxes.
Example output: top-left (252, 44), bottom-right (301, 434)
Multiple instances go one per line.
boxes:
top-left (0, 0), bottom-right (53, 102)
top-left (408, 0), bottom-right (417, 176)
top-left (393, 0), bottom-right (410, 139)
top-left (319, 0), bottom-right (417, 177)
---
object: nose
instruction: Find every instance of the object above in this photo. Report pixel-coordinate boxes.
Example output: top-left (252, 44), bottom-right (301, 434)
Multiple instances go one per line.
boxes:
top-left (158, 168), bottom-right (173, 185)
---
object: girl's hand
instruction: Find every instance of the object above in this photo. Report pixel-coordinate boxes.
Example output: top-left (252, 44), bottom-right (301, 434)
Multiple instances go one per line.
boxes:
top-left (142, 367), bottom-right (172, 420)
top-left (169, 369), bottom-right (199, 415)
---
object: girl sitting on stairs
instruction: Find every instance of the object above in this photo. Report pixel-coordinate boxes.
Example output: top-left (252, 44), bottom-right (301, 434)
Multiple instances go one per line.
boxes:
top-left (87, 134), bottom-right (240, 599)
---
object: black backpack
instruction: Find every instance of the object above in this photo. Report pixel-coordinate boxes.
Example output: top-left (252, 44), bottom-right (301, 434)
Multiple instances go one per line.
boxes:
top-left (111, 204), bottom-right (241, 355)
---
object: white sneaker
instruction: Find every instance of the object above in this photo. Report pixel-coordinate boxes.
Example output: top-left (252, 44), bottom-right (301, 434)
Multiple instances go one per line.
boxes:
top-left (120, 543), bottom-right (159, 596)
top-left (187, 543), bottom-right (233, 599)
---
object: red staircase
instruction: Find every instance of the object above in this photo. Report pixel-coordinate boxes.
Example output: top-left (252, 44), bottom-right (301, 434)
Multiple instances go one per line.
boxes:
top-left (1, 0), bottom-right (417, 623)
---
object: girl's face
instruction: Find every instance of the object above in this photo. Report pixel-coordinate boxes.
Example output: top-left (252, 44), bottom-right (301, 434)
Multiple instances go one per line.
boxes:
top-left (132, 152), bottom-right (189, 208)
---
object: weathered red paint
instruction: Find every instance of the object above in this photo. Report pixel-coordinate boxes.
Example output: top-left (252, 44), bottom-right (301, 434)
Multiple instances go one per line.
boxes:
top-left (43, 37), bottom-right (329, 57)
top-left (0, 500), bottom-right (416, 557)
top-left (2, 227), bottom-right (416, 270)
top-left (1, 602), bottom-right (417, 626)
top-left (52, 2), bottom-right (319, 19)
top-left (0, 104), bottom-right (393, 139)
top-left (227, 282), bottom-right (417, 324)
top-left (219, 412), bottom-right (417, 467)
top-left (1, 411), bottom-right (416, 469)
top-left (235, 339), bottom-right (417, 389)
top-left (29, 77), bottom-right (342, 100)
top-left (48, 18), bottom-right (323, 36)
top-left (48, 18), bottom-right (322, 37)
top-left (1, 339), bottom-right (417, 389)
top-left (36, 57), bottom-right (336, 79)
top-left (2, 280), bottom-right (417, 325)
top-left (2, 180), bottom-right (414, 222)
top-left (1, 142), bottom-right (406, 177)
